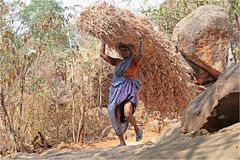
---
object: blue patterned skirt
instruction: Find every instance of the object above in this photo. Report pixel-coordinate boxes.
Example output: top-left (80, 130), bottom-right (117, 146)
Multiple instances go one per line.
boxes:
top-left (108, 77), bottom-right (141, 135)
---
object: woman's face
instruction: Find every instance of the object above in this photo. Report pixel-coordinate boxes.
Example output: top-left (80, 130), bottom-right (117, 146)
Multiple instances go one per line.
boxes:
top-left (118, 46), bottom-right (131, 58)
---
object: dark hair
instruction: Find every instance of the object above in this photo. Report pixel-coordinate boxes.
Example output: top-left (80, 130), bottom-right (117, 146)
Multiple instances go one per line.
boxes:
top-left (117, 43), bottom-right (134, 54)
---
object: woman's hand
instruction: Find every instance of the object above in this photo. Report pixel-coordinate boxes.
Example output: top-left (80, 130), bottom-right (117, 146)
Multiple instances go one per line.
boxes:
top-left (138, 31), bottom-right (145, 42)
top-left (133, 32), bottom-right (144, 64)
top-left (100, 42), bottom-right (121, 66)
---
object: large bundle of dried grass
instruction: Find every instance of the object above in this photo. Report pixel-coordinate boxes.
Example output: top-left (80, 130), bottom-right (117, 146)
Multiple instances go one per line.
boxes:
top-left (77, 3), bottom-right (194, 117)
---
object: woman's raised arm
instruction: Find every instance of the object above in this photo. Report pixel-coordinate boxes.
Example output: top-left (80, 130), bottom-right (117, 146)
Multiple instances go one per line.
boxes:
top-left (133, 36), bottom-right (144, 64)
top-left (100, 43), bottom-right (121, 66)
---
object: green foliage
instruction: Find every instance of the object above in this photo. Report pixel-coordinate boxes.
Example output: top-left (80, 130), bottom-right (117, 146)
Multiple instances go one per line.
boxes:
top-left (143, 0), bottom-right (238, 36)
top-left (144, 5), bottom-right (187, 36)
top-left (20, 0), bottom-right (67, 47)
top-left (228, 0), bottom-right (240, 16)
top-left (228, 0), bottom-right (240, 29)
top-left (0, 29), bottom-right (21, 80)
top-left (20, 0), bottom-right (63, 24)
top-left (31, 76), bottom-right (46, 91)
top-left (232, 47), bottom-right (240, 63)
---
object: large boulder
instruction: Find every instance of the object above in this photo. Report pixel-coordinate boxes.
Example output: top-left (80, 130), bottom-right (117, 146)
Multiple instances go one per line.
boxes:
top-left (181, 63), bottom-right (240, 133)
top-left (173, 5), bottom-right (232, 82)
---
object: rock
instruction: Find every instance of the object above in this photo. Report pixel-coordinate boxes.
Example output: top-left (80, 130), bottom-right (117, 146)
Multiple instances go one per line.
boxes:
top-left (128, 122), bottom-right (240, 160)
top-left (144, 141), bottom-right (154, 146)
top-left (92, 151), bottom-right (110, 159)
top-left (134, 145), bottom-right (153, 154)
top-left (181, 63), bottom-right (240, 133)
top-left (190, 129), bottom-right (210, 138)
top-left (31, 131), bottom-right (52, 153)
top-left (155, 121), bottom-right (182, 143)
top-left (172, 118), bottom-right (179, 123)
top-left (219, 123), bottom-right (240, 133)
top-left (173, 5), bottom-right (231, 82)
top-left (101, 125), bottom-right (114, 138)
top-left (163, 117), bottom-right (172, 123)
top-left (145, 120), bottom-right (161, 133)
top-left (14, 153), bottom-right (40, 159)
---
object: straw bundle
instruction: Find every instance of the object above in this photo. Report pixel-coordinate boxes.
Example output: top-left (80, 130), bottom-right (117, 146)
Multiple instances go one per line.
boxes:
top-left (77, 3), bottom-right (194, 116)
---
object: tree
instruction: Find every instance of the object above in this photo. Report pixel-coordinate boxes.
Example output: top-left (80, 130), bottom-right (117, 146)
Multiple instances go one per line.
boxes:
top-left (0, 0), bottom-right (112, 156)
top-left (228, 0), bottom-right (240, 30)
top-left (20, 0), bottom-right (67, 47)
top-left (143, 0), bottom-right (239, 37)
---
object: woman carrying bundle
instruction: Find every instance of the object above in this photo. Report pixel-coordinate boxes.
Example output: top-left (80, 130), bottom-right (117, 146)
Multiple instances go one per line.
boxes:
top-left (100, 36), bottom-right (144, 146)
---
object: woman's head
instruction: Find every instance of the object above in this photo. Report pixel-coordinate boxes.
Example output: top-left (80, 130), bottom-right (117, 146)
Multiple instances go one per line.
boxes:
top-left (116, 43), bottom-right (134, 58)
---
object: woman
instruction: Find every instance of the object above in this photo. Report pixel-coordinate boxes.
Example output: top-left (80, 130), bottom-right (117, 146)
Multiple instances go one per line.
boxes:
top-left (100, 37), bottom-right (144, 146)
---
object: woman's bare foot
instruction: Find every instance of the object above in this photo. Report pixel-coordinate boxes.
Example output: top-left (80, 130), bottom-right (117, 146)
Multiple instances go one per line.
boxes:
top-left (118, 142), bottom-right (126, 146)
top-left (118, 134), bottom-right (126, 146)
top-left (136, 126), bottom-right (143, 142)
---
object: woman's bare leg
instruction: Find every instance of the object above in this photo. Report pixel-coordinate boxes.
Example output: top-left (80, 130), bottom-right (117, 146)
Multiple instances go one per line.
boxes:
top-left (115, 105), bottom-right (126, 145)
top-left (123, 102), bottom-right (140, 133)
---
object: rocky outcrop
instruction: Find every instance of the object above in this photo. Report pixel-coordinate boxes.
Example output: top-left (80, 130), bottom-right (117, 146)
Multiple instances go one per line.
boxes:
top-left (181, 63), bottom-right (239, 133)
top-left (129, 123), bottom-right (240, 160)
top-left (173, 5), bottom-right (231, 83)
top-left (145, 120), bottom-right (161, 133)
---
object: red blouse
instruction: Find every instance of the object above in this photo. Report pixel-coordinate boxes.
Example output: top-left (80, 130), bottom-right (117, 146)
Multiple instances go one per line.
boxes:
top-left (122, 59), bottom-right (142, 78)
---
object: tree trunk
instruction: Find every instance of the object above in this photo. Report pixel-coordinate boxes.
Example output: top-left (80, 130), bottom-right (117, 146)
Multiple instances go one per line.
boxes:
top-left (54, 62), bottom-right (60, 141)
top-left (76, 105), bottom-right (85, 143)
top-left (0, 86), bottom-right (19, 151)
top-left (235, 13), bottom-right (240, 31)
top-left (19, 73), bottom-right (25, 133)
top-left (0, 0), bottom-right (7, 17)
top-left (71, 58), bottom-right (76, 143)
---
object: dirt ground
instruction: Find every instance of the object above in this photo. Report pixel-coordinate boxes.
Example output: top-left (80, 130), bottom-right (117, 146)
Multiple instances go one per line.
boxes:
top-left (4, 122), bottom-right (240, 160)
top-left (91, 130), bottom-right (159, 148)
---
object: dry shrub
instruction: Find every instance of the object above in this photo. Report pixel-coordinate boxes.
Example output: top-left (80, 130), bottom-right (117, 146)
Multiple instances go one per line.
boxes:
top-left (77, 3), bottom-right (195, 118)
top-left (0, 35), bottom-right (114, 155)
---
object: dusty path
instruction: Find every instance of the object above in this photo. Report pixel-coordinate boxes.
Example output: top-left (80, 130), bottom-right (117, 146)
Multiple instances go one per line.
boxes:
top-left (7, 129), bottom-right (159, 159)
top-left (91, 130), bottom-right (158, 148)
top-left (4, 123), bottom-right (240, 159)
